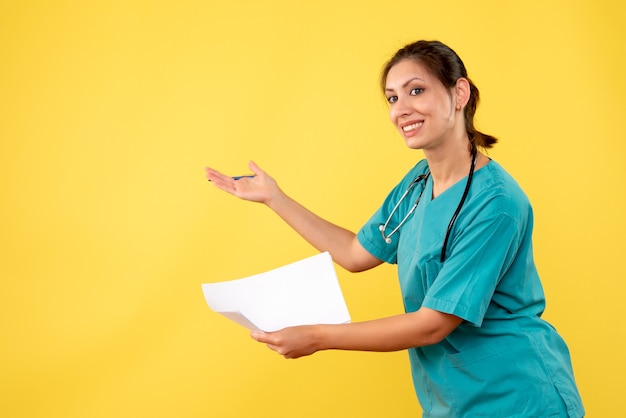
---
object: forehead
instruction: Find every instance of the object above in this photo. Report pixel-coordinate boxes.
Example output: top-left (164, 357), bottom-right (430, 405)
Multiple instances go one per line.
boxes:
top-left (385, 59), bottom-right (435, 89)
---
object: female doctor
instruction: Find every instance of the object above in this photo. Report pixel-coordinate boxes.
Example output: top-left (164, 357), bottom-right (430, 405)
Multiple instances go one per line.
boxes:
top-left (205, 40), bottom-right (585, 417)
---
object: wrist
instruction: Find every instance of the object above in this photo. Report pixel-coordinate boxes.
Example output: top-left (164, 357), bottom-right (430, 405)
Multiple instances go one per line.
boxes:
top-left (265, 188), bottom-right (288, 210)
top-left (312, 324), bottom-right (332, 352)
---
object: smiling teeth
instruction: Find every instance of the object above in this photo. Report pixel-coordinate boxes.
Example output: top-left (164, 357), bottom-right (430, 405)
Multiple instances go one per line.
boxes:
top-left (402, 122), bottom-right (423, 131)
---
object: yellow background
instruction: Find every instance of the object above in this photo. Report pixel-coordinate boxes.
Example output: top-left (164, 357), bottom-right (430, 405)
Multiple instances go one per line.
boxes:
top-left (1, 0), bottom-right (624, 416)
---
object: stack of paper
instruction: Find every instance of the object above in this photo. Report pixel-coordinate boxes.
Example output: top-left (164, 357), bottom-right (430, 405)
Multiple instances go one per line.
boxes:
top-left (202, 252), bottom-right (351, 332)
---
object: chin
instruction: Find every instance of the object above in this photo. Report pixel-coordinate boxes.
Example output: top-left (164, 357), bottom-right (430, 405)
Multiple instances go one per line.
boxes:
top-left (404, 138), bottom-right (426, 150)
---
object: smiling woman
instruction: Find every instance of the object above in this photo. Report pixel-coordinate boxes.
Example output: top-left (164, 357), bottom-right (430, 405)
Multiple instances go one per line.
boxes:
top-left (5, 0), bottom-right (624, 416)
top-left (382, 40), bottom-right (497, 154)
top-left (205, 40), bottom-right (585, 417)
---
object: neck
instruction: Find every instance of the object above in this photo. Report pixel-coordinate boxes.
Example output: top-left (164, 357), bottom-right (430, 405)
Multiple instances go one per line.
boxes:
top-left (426, 145), bottom-right (477, 198)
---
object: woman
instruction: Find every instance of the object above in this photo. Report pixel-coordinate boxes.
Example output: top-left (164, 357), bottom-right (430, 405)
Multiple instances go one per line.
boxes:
top-left (205, 40), bottom-right (584, 417)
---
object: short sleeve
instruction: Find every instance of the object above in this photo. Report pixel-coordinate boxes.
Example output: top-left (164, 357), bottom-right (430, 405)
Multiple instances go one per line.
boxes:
top-left (422, 209), bottom-right (524, 327)
top-left (357, 160), bottom-right (430, 265)
top-left (358, 212), bottom-right (399, 264)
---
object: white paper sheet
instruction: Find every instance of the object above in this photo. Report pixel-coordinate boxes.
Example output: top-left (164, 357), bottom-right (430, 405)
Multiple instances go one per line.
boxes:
top-left (202, 252), bottom-right (351, 332)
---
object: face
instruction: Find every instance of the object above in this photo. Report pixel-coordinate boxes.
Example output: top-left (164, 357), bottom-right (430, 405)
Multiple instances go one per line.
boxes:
top-left (385, 59), bottom-right (462, 151)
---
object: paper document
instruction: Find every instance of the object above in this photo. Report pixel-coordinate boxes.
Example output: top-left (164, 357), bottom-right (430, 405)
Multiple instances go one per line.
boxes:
top-left (202, 252), bottom-right (351, 332)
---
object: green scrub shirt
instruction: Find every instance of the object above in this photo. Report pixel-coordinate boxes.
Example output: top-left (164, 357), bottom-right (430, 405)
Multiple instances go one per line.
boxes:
top-left (358, 160), bottom-right (585, 418)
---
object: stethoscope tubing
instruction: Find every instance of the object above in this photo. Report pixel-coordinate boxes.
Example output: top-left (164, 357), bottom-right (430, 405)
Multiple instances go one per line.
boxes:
top-left (379, 147), bottom-right (477, 263)
top-left (440, 149), bottom-right (476, 262)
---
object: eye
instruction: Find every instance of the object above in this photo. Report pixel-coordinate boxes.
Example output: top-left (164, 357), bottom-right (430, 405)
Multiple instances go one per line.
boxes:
top-left (410, 87), bottom-right (424, 96)
top-left (387, 95), bottom-right (398, 104)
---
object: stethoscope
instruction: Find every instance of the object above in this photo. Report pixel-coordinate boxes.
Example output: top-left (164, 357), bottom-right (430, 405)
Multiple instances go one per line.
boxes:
top-left (379, 147), bottom-right (477, 263)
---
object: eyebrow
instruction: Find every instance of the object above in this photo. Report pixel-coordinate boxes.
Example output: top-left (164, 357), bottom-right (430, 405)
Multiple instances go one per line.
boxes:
top-left (385, 77), bottom-right (425, 92)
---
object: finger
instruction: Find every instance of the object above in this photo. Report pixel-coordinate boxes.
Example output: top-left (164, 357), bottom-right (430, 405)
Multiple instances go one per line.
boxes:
top-left (266, 344), bottom-right (291, 358)
top-left (205, 167), bottom-right (232, 181)
top-left (252, 331), bottom-right (285, 353)
top-left (205, 166), bottom-right (220, 177)
top-left (205, 167), bottom-right (225, 181)
top-left (251, 330), bottom-right (270, 343)
top-left (248, 160), bottom-right (264, 176)
top-left (253, 334), bottom-right (282, 354)
top-left (205, 168), bottom-right (239, 192)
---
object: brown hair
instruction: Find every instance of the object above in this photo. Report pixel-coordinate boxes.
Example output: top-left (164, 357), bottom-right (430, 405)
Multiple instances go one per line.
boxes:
top-left (381, 40), bottom-right (497, 149)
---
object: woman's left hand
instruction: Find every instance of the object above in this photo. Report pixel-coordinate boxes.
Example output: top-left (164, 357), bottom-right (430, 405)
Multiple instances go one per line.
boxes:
top-left (251, 326), bottom-right (322, 359)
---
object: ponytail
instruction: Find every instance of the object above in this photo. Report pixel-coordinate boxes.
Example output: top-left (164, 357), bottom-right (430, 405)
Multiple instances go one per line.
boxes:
top-left (465, 81), bottom-right (497, 149)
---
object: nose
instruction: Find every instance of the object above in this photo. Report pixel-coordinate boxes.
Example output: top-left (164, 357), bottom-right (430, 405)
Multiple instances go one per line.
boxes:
top-left (389, 96), bottom-right (413, 121)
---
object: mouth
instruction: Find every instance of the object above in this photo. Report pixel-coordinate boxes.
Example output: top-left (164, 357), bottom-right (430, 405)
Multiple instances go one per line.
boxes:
top-left (401, 121), bottom-right (424, 133)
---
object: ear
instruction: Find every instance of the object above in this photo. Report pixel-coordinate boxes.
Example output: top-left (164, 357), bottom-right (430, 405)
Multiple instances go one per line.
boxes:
top-left (454, 78), bottom-right (471, 110)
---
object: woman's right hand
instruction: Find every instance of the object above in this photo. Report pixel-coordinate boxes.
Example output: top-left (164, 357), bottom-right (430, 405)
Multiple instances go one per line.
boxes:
top-left (205, 161), bottom-right (281, 205)
top-left (206, 160), bottom-right (382, 272)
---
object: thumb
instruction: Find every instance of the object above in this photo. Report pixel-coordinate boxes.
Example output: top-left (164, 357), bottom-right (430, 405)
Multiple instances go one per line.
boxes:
top-left (251, 330), bottom-right (269, 342)
top-left (248, 160), bottom-right (265, 176)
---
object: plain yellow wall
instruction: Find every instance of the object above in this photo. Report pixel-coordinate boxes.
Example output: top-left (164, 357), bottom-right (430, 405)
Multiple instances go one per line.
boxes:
top-left (1, 0), bottom-right (624, 416)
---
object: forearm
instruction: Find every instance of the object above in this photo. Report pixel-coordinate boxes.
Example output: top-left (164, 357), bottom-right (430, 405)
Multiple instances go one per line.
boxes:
top-left (266, 191), bottom-right (377, 272)
top-left (317, 308), bottom-right (462, 352)
top-left (251, 308), bottom-right (462, 359)
top-left (205, 163), bottom-right (378, 271)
